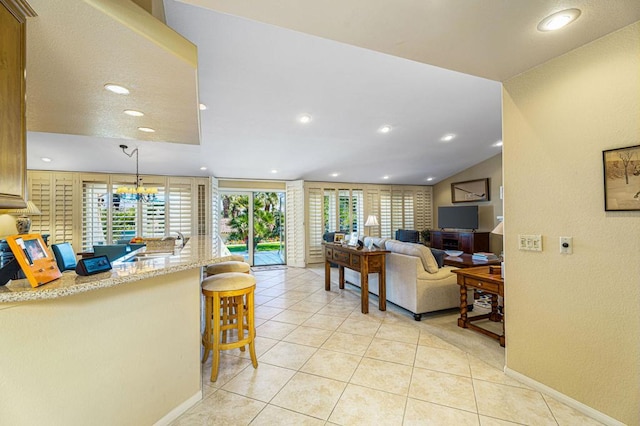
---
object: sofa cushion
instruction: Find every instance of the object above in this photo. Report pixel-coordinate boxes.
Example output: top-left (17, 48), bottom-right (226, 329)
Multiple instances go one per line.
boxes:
top-left (395, 229), bottom-right (420, 243)
top-left (429, 248), bottom-right (446, 268)
top-left (385, 240), bottom-right (439, 273)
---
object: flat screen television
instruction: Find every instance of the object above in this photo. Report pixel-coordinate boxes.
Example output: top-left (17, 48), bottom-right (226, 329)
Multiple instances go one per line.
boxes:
top-left (438, 205), bottom-right (479, 230)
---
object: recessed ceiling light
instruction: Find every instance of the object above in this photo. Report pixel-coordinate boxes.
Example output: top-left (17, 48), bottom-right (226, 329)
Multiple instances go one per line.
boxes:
top-left (271, 169), bottom-right (278, 174)
top-left (199, 103), bottom-right (207, 110)
top-left (104, 83), bottom-right (129, 95)
top-left (382, 175), bottom-right (390, 180)
top-left (200, 166), bottom-right (207, 171)
top-left (124, 109), bottom-right (144, 117)
top-left (138, 127), bottom-right (155, 133)
top-left (41, 157), bottom-right (52, 162)
top-left (441, 134), bottom-right (456, 142)
top-left (426, 177), bottom-right (434, 182)
top-left (330, 173), bottom-right (339, 177)
top-left (494, 140), bottom-right (503, 147)
top-left (537, 9), bottom-right (581, 32)
top-left (378, 125), bottom-right (392, 134)
top-left (298, 114), bottom-right (312, 124)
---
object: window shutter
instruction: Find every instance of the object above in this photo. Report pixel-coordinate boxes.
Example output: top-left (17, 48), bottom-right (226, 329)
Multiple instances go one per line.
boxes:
top-left (210, 177), bottom-right (219, 255)
top-left (352, 189), bottom-right (363, 235)
top-left (380, 189), bottom-right (392, 238)
top-left (81, 178), bottom-right (108, 251)
top-left (27, 172), bottom-right (51, 238)
top-left (286, 180), bottom-right (305, 267)
top-left (306, 186), bottom-right (323, 264)
top-left (403, 191), bottom-right (415, 230)
top-left (167, 179), bottom-right (191, 236)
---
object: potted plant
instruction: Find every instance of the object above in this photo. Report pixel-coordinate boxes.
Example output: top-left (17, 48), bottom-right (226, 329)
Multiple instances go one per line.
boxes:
top-left (420, 229), bottom-right (431, 246)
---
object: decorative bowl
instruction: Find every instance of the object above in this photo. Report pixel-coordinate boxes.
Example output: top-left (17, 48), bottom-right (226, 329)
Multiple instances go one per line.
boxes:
top-left (444, 250), bottom-right (464, 257)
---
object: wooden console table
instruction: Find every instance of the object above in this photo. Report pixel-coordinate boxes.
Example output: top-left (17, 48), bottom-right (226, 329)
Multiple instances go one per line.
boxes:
top-left (453, 266), bottom-right (505, 346)
top-left (323, 243), bottom-right (389, 314)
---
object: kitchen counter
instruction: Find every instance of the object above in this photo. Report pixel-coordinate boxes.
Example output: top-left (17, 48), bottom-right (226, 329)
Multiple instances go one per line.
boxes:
top-left (0, 235), bottom-right (231, 425)
top-left (0, 235), bottom-right (232, 303)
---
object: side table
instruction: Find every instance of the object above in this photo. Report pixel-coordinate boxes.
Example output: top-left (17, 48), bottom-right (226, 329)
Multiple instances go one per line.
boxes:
top-left (452, 266), bottom-right (505, 346)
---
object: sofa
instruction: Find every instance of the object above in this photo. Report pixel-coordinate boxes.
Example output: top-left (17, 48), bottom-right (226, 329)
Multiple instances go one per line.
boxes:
top-left (344, 237), bottom-right (469, 320)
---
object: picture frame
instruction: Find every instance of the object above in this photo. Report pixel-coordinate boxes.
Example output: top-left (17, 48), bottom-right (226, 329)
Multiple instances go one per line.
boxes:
top-left (5, 233), bottom-right (61, 288)
top-left (603, 144), bottom-right (640, 211)
top-left (333, 233), bottom-right (345, 243)
top-left (347, 232), bottom-right (359, 246)
top-left (451, 178), bottom-right (490, 203)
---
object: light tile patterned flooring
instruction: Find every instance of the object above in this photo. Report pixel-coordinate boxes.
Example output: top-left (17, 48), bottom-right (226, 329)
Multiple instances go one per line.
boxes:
top-left (172, 266), bottom-right (603, 426)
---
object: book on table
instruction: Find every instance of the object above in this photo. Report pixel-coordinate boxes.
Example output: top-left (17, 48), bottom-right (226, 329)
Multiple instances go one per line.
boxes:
top-left (472, 252), bottom-right (498, 261)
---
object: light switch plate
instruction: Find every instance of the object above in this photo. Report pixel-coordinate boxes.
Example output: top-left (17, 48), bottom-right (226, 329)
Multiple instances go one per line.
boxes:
top-left (518, 234), bottom-right (542, 251)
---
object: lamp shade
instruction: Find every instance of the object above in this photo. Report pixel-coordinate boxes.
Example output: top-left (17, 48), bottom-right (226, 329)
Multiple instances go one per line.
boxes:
top-left (491, 221), bottom-right (504, 235)
top-left (364, 215), bottom-right (379, 226)
top-left (0, 201), bottom-right (41, 216)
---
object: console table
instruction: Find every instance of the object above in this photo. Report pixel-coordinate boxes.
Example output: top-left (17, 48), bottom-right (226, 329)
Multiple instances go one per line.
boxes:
top-left (453, 266), bottom-right (505, 346)
top-left (323, 243), bottom-right (389, 314)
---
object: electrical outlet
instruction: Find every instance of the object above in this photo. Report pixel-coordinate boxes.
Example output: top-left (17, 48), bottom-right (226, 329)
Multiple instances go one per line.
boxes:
top-left (560, 236), bottom-right (573, 254)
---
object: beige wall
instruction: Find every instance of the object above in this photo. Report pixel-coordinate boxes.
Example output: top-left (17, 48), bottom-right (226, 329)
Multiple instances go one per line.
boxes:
top-left (503, 22), bottom-right (639, 425)
top-left (0, 269), bottom-right (202, 425)
top-left (433, 154), bottom-right (503, 253)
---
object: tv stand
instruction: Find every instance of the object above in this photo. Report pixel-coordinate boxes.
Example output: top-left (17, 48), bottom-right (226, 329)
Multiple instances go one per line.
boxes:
top-left (430, 230), bottom-right (489, 254)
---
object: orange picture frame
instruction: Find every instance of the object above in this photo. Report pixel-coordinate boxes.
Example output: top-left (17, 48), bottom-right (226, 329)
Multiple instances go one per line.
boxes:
top-left (5, 233), bottom-right (61, 288)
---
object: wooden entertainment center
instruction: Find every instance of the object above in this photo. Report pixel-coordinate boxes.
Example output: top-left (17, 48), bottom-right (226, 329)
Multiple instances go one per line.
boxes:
top-left (430, 230), bottom-right (490, 253)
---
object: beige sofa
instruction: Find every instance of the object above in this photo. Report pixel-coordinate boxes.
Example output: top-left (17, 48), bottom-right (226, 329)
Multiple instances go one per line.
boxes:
top-left (344, 238), bottom-right (466, 320)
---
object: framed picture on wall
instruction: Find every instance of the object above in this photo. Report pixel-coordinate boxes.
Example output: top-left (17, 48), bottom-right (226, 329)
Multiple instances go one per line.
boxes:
top-left (603, 144), bottom-right (640, 211)
top-left (451, 178), bottom-right (490, 203)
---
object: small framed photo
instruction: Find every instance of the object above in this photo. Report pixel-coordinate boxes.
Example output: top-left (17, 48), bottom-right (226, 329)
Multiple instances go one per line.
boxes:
top-left (5, 233), bottom-right (61, 288)
top-left (603, 144), bottom-right (640, 211)
top-left (348, 232), bottom-right (359, 246)
top-left (333, 233), bottom-right (345, 243)
top-left (451, 178), bottom-right (490, 203)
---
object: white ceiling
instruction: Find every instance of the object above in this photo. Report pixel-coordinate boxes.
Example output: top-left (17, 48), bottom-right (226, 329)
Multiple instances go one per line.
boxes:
top-left (25, 0), bottom-right (640, 185)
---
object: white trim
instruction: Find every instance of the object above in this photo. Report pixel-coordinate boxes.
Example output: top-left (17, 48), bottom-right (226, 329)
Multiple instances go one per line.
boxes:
top-left (504, 367), bottom-right (625, 426)
top-left (153, 390), bottom-right (202, 426)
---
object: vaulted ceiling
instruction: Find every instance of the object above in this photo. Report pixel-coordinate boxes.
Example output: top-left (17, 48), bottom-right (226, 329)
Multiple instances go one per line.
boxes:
top-left (24, 0), bottom-right (640, 184)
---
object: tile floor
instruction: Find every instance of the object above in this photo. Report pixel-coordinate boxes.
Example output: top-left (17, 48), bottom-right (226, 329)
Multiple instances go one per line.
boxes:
top-left (171, 266), bottom-right (603, 426)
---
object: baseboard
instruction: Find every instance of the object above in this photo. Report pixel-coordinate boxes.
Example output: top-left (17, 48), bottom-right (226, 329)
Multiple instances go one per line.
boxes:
top-left (504, 367), bottom-right (625, 426)
top-left (153, 390), bottom-right (202, 426)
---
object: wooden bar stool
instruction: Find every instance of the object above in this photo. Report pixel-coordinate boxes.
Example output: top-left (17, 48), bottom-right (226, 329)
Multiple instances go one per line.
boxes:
top-left (206, 260), bottom-right (250, 276)
top-left (201, 272), bottom-right (258, 382)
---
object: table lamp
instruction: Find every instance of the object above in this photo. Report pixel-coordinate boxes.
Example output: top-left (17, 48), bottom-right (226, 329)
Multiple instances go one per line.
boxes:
top-left (0, 201), bottom-right (42, 234)
top-left (491, 220), bottom-right (504, 278)
top-left (364, 214), bottom-right (379, 237)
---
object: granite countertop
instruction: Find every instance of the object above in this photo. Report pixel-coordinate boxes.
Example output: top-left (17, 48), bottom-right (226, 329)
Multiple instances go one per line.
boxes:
top-left (0, 236), bottom-right (232, 303)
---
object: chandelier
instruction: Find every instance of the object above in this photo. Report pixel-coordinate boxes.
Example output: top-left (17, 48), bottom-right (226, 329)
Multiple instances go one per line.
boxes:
top-left (116, 144), bottom-right (158, 202)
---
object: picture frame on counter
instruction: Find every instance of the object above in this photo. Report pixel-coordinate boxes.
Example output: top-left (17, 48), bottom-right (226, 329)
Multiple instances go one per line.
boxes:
top-left (5, 233), bottom-right (61, 288)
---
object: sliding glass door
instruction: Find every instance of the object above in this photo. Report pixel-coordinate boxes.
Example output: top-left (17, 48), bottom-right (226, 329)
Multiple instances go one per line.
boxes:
top-left (219, 191), bottom-right (285, 266)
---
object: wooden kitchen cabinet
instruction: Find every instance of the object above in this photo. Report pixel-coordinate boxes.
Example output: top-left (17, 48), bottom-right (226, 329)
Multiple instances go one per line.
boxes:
top-left (0, 1), bottom-right (35, 209)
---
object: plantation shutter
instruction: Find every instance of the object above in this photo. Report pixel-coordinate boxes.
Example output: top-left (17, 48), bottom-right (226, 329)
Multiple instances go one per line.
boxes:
top-left (81, 176), bottom-right (109, 251)
top-left (391, 189), bottom-right (403, 235)
top-left (196, 180), bottom-right (209, 236)
top-left (27, 172), bottom-right (52, 238)
top-left (306, 185), bottom-right (323, 264)
top-left (324, 189), bottom-right (336, 232)
top-left (167, 178), bottom-right (192, 236)
top-left (414, 188), bottom-right (433, 240)
top-left (403, 191), bottom-right (415, 230)
top-left (211, 177), bottom-right (220, 255)
top-left (286, 180), bottom-right (305, 267)
top-left (380, 189), bottom-right (392, 238)
top-left (365, 188), bottom-right (381, 237)
top-left (352, 189), bottom-right (364, 235)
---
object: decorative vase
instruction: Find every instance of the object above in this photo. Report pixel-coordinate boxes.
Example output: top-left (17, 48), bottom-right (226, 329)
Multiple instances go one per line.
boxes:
top-left (15, 216), bottom-right (31, 234)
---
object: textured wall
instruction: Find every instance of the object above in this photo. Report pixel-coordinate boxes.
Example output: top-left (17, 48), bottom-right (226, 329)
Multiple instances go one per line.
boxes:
top-left (433, 153), bottom-right (503, 253)
top-left (503, 22), bottom-right (640, 425)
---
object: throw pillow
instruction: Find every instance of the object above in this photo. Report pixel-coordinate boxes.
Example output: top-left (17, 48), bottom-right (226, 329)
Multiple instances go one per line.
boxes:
top-left (429, 248), bottom-right (446, 268)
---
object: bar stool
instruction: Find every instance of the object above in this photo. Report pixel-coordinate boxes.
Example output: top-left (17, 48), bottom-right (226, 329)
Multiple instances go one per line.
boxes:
top-left (201, 272), bottom-right (258, 382)
top-left (206, 260), bottom-right (250, 276)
